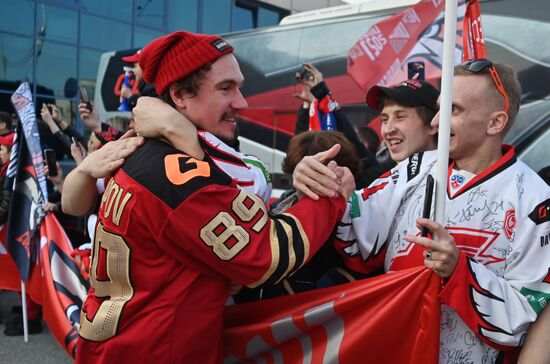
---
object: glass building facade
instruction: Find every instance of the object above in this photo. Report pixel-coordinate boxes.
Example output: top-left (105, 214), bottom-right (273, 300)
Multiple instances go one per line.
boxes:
top-left (0, 0), bottom-right (288, 130)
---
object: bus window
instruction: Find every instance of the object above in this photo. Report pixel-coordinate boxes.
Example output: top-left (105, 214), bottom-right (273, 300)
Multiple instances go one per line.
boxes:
top-left (298, 17), bottom-right (384, 64)
top-left (229, 28), bottom-right (302, 76)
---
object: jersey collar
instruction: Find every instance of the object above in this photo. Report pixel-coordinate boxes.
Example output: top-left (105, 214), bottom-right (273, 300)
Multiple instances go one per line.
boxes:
top-left (447, 145), bottom-right (516, 199)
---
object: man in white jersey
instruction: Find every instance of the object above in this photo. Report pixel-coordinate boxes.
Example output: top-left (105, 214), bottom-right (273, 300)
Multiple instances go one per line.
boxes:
top-left (293, 59), bottom-right (550, 363)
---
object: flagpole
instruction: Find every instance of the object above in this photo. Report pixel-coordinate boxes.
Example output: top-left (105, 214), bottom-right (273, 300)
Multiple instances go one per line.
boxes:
top-left (21, 281), bottom-right (29, 342)
top-left (434, 0), bottom-right (459, 224)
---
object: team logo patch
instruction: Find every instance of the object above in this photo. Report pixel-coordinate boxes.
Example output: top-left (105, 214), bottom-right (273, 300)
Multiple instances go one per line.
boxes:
top-left (528, 198), bottom-right (550, 225)
top-left (504, 209), bottom-right (517, 240)
top-left (450, 174), bottom-right (465, 189)
top-left (211, 38), bottom-right (232, 52)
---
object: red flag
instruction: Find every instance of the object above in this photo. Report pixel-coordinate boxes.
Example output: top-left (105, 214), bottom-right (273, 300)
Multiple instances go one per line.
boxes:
top-left (224, 267), bottom-right (440, 363)
top-left (347, 0), bottom-right (466, 91)
top-left (0, 225), bottom-right (21, 290)
top-left (462, 0), bottom-right (487, 61)
top-left (27, 214), bottom-right (89, 358)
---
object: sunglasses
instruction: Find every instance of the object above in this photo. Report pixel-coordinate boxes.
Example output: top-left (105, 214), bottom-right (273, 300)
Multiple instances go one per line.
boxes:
top-left (461, 59), bottom-right (510, 114)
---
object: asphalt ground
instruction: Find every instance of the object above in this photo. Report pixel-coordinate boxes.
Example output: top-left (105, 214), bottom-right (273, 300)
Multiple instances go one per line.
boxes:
top-left (0, 290), bottom-right (72, 364)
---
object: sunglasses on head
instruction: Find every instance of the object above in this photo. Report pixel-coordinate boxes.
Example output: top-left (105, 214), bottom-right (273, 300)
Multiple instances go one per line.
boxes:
top-left (461, 59), bottom-right (509, 114)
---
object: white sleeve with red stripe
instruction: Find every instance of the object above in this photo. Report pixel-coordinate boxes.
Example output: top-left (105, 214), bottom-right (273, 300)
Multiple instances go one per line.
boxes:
top-left (335, 151), bottom-right (437, 273)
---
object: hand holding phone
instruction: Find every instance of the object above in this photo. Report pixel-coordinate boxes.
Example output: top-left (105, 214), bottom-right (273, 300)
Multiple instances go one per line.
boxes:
top-left (79, 86), bottom-right (93, 112)
top-left (44, 149), bottom-right (57, 177)
top-left (408, 61), bottom-right (425, 81)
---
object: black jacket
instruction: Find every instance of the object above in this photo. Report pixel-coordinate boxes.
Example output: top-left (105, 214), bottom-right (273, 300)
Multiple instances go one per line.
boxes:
top-left (295, 82), bottom-right (385, 188)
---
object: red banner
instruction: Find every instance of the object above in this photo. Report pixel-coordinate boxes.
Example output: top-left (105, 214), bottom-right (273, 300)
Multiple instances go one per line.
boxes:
top-left (26, 214), bottom-right (88, 358)
top-left (462, 0), bottom-right (487, 61)
top-left (224, 267), bottom-right (441, 363)
top-left (347, 0), bottom-right (466, 91)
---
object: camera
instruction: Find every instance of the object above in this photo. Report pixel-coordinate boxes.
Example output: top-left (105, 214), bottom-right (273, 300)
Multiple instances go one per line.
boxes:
top-left (299, 68), bottom-right (314, 81)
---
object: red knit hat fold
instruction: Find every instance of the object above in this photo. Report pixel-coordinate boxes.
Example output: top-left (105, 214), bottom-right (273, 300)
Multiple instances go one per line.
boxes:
top-left (140, 31), bottom-right (234, 94)
top-left (0, 132), bottom-right (14, 147)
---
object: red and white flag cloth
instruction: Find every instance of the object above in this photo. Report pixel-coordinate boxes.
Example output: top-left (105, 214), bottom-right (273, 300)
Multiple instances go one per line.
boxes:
top-left (224, 267), bottom-right (441, 363)
top-left (462, 0), bottom-right (487, 61)
top-left (347, 0), bottom-right (467, 91)
top-left (27, 214), bottom-right (88, 358)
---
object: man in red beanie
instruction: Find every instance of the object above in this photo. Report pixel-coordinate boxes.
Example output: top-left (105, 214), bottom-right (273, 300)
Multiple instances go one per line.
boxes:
top-left (74, 31), bottom-right (355, 364)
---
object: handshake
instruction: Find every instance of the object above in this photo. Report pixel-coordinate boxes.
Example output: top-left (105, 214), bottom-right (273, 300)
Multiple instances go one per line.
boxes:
top-left (292, 144), bottom-right (355, 201)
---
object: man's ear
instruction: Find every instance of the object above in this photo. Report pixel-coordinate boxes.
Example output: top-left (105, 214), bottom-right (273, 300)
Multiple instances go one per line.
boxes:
top-left (428, 122), bottom-right (438, 136)
top-left (169, 85), bottom-right (189, 109)
top-left (487, 111), bottom-right (509, 136)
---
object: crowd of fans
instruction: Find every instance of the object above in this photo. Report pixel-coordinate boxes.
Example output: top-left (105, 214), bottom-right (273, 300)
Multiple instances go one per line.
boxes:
top-left (0, 29), bottom-right (548, 364)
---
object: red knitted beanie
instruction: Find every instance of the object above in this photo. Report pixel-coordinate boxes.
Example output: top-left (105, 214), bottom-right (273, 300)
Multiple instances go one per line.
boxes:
top-left (140, 31), bottom-right (234, 95)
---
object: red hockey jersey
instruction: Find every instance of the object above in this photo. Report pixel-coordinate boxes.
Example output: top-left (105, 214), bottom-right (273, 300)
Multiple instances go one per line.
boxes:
top-left (76, 139), bottom-right (345, 363)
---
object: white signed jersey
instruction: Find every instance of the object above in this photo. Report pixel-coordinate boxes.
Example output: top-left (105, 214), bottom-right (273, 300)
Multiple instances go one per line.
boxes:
top-left (336, 146), bottom-right (550, 363)
top-left (198, 131), bottom-right (272, 204)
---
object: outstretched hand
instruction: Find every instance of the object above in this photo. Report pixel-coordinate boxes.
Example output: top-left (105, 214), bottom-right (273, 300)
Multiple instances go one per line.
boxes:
top-left (404, 218), bottom-right (460, 278)
top-left (296, 63), bottom-right (324, 88)
top-left (292, 84), bottom-right (315, 105)
top-left (78, 102), bottom-right (101, 132)
top-left (78, 130), bottom-right (144, 178)
top-left (292, 144), bottom-right (342, 200)
top-left (333, 164), bottom-right (355, 200)
top-left (40, 104), bottom-right (56, 125)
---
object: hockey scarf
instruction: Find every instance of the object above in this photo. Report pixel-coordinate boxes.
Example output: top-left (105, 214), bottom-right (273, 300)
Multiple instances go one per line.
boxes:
top-left (308, 94), bottom-right (339, 131)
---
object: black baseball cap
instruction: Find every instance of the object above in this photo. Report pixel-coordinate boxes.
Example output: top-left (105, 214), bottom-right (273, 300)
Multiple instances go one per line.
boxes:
top-left (366, 79), bottom-right (439, 112)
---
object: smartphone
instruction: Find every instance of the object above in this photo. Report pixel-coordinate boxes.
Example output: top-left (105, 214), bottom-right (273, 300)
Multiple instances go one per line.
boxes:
top-left (407, 61), bottom-right (425, 81)
top-left (44, 149), bottom-right (57, 177)
top-left (420, 174), bottom-right (434, 237)
top-left (299, 68), bottom-right (314, 81)
top-left (71, 136), bottom-right (77, 145)
top-left (79, 86), bottom-right (93, 111)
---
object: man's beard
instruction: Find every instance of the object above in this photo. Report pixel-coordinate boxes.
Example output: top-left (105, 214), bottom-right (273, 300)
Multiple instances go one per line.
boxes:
top-left (217, 124), bottom-right (240, 151)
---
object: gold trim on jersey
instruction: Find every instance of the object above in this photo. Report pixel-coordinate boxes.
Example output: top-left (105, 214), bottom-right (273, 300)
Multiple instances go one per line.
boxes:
top-left (248, 212), bottom-right (310, 288)
top-left (285, 213), bottom-right (310, 270)
top-left (248, 223), bottom-right (280, 288)
top-left (275, 218), bottom-right (297, 284)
